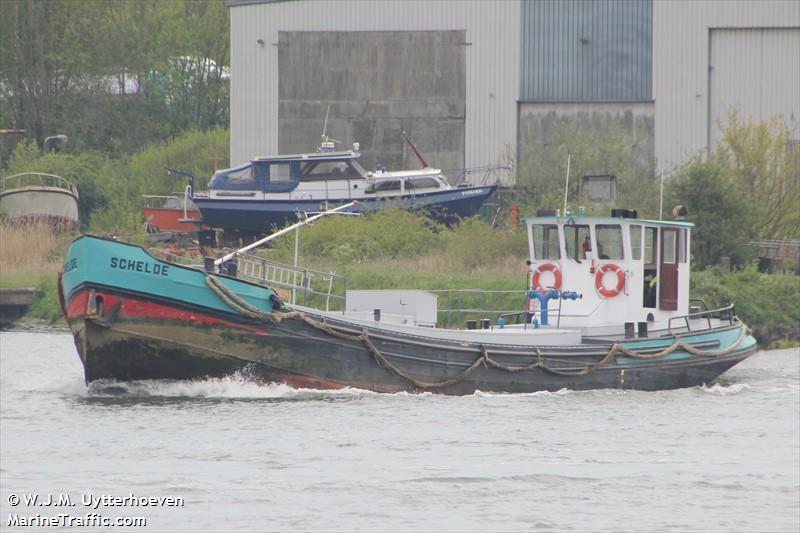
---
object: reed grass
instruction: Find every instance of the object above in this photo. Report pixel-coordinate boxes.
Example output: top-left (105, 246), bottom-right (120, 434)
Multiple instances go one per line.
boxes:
top-left (0, 222), bottom-right (72, 287)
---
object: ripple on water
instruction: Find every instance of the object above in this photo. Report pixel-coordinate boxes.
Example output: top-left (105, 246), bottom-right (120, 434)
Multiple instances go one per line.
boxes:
top-left (1, 333), bottom-right (797, 533)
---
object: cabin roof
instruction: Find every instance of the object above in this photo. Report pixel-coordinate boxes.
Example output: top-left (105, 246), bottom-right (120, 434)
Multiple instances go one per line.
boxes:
top-left (251, 150), bottom-right (360, 163)
top-left (521, 214), bottom-right (694, 228)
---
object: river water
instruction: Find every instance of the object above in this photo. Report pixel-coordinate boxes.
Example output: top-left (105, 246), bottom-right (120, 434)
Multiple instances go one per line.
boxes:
top-left (0, 330), bottom-right (797, 532)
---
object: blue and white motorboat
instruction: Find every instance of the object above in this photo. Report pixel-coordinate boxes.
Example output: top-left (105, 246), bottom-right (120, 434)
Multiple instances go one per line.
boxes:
top-left (189, 139), bottom-right (499, 233)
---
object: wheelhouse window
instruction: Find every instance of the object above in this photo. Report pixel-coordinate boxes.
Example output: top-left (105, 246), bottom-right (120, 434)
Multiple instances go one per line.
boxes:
top-left (565, 224), bottom-right (591, 260)
top-left (630, 225), bottom-right (642, 260)
top-left (663, 230), bottom-right (676, 264)
top-left (224, 165), bottom-right (255, 185)
top-left (595, 225), bottom-right (623, 260)
top-left (644, 227), bottom-right (658, 267)
top-left (300, 161), bottom-right (362, 180)
top-left (405, 177), bottom-right (441, 190)
top-left (678, 228), bottom-right (687, 263)
top-left (365, 180), bottom-right (402, 194)
top-left (532, 224), bottom-right (560, 260)
top-left (269, 163), bottom-right (292, 182)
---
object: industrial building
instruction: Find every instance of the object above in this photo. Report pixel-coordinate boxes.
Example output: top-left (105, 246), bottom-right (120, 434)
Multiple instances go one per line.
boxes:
top-left (227, 0), bottom-right (799, 185)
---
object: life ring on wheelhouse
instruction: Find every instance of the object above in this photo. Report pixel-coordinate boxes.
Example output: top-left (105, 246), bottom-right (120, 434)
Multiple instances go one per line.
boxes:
top-left (532, 262), bottom-right (562, 290)
top-left (595, 263), bottom-right (625, 298)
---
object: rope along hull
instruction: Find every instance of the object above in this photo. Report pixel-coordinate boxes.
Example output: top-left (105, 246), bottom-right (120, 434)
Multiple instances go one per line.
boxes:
top-left (64, 284), bottom-right (756, 394)
top-left (60, 235), bottom-right (757, 394)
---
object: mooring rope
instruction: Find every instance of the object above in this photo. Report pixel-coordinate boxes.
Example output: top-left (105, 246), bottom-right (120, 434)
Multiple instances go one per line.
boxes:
top-left (205, 274), bottom-right (751, 389)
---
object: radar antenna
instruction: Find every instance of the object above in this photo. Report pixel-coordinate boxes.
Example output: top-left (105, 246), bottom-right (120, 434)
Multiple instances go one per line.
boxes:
top-left (319, 105), bottom-right (341, 152)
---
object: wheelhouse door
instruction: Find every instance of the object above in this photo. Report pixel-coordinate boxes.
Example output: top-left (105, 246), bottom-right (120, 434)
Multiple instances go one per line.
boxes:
top-left (659, 228), bottom-right (678, 310)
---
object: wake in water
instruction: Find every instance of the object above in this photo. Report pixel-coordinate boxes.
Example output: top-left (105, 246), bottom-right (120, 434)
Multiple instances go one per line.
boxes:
top-left (75, 348), bottom-right (797, 400)
top-left (85, 371), bottom-right (377, 401)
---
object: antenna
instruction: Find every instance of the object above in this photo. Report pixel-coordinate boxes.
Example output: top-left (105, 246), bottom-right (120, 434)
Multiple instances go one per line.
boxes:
top-left (563, 153), bottom-right (571, 214)
top-left (321, 105), bottom-right (330, 140)
top-left (401, 130), bottom-right (430, 168)
top-left (318, 105), bottom-right (341, 152)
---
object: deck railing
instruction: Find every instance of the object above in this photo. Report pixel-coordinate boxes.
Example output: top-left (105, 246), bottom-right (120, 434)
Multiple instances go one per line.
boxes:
top-left (222, 249), bottom-right (346, 311)
top-left (0, 173), bottom-right (79, 197)
top-left (668, 301), bottom-right (735, 334)
top-left (428, 289), bottom-right (528, 329)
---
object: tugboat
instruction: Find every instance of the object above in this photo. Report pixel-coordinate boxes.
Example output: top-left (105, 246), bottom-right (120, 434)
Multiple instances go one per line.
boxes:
top-left (188, 137), bottom-right (500, 233)
top-left (58, 203), bottom-right (756, 394)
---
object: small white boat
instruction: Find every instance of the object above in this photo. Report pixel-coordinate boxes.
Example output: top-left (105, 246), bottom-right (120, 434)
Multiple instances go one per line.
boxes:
top-left (0, 172), bottom-right (79, 230)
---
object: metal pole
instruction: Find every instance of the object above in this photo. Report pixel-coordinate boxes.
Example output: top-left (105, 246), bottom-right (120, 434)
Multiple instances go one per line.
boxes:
top-left (563, 153), bottom-right (571, 214)
top-left (292, 226), bottom-right (300, 305)
top-left (215, 200), bottom-right (357, 266)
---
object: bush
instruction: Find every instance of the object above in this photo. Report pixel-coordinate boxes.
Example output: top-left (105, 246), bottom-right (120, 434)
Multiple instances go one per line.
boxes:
top-left (26, 276), bottom-right (66, 324)
top-left (267, 208), bottom-right (442, 265)
top-left (666, 157), bottom-right (753, 269)
top-left (439, 218), bottom-right (527, 271)
top-left (692, 265), bottom-right (800, 347)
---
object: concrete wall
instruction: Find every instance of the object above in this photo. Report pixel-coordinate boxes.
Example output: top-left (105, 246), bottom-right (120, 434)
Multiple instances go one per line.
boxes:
top-left (229, 0), bottom-right (519, 184)
top-left (277, 31), bottom-right (465, 173)
top-left (652, 0), bottom-right (800, 171)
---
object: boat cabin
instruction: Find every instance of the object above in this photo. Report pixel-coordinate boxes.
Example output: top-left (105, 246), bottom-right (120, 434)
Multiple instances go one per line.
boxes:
top-left (207, 145), bottom-right (449, 201)
top-left (524, 210), bottom-right (693, 331)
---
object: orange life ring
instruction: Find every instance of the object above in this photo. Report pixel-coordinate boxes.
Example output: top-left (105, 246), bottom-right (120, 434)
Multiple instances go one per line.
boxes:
top-left (595, 263), bottom-right (625, 298)
top-left (532, 262), bottom-right (562, 290)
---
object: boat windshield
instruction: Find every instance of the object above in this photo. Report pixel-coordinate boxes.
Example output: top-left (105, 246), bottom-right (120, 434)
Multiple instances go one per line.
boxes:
top-left (300, 160), bottom-right (365, 180)
top-left (595, 224), bottom-right (624, 260)
top-left (565, 224), bottom-right (591, 260)
top-left (405, 177), bottom-right (442, 190)
top-left (365, 180), bottom-right (402, 194)
top-left (532, 224), bottom-right (560, 259)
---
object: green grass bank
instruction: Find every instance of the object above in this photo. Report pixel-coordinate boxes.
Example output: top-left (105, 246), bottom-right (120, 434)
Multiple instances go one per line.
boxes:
top-left (8, 210), bottom-right (798, 349)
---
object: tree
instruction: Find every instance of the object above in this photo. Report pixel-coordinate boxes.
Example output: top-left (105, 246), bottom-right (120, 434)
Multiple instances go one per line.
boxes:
top-left (716, 110), bottom-right (800, 239)
top-left (665, 157), bottom-right (752, 269)
top-left (0, 1), bottom-right (102, 144)
top-left (665, 111), bottom-right (799, 269)
top-left (0, 0), bottom-right (230, 159)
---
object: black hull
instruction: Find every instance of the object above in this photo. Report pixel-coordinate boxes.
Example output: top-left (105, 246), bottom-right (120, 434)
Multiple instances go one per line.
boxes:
top-left (67, 289), bottom-right (756, 394)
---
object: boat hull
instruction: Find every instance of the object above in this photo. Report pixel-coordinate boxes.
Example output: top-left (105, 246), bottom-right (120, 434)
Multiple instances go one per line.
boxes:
top-left (60, 235), bottom-right (758, 394)
top-left (142, 207), bottom-right (203, 233)
top-left (63, 283), bottom-right (757, 394)
top-left (192, 185), bottom-right (497, 232)
top-left (0, 188), bottom-right (79, 230)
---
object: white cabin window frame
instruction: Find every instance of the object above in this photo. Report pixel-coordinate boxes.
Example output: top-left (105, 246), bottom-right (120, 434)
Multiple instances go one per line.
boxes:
top-left (531, 223), bottom-right (561, 260)
top-left (629, 224), bottom-right (643, 261)
top-left (594, 224), bottom-right (624, 260)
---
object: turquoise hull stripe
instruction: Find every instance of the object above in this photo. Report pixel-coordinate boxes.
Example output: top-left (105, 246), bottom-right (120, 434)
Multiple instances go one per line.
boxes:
top-left (617, 327), bottom-right (756, 364)
top-left (61, 235), bottom-right (275, 315)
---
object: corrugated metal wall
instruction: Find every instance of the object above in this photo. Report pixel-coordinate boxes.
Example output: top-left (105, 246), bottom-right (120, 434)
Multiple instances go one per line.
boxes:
top-left (709, 28), bottom-right (800, 148)
top-left (229, 0), bottom-right (520, 183)
top-left (653, 1), bottom-right (800, 171)
top-left (520, 0), bottom-right (652, 101)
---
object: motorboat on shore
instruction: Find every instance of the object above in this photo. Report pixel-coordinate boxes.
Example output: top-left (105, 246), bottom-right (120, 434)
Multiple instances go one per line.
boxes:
top-left (58, 204), bottom-right (756, 394)
top-left (0, 172), bottom-right (79, 230)
top-left (142, 193), bottom-right (202, 235)
top-left (188, 139), bottom-right (500, 233)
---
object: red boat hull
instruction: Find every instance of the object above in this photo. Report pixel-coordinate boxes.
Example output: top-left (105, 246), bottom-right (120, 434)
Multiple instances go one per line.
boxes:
top-left (142, 207), bottom-right (203, 233)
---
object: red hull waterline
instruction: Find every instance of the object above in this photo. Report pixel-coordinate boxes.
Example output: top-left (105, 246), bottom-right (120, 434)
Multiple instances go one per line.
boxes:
top-left (61, 280), bottom-right (757, 395)
top-left (63, 285), bottom-right (348, 390)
